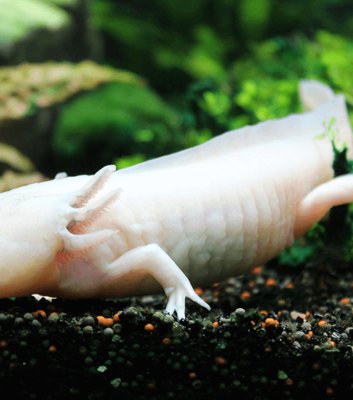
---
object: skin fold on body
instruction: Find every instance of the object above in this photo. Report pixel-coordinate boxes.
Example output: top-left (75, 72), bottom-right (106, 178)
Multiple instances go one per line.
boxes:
top-left (1, 80), bottom-right (353, 319)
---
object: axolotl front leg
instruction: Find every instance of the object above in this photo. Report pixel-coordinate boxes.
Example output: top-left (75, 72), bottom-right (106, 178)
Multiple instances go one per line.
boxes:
top-left (49, 166), bottom-right (209, 319)
top-left (99, 244), bottom-right (210, 319)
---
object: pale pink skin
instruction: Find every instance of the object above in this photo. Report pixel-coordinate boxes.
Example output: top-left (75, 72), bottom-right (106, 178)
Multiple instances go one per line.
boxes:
top-left (1, 80), bottom-right (353, 319)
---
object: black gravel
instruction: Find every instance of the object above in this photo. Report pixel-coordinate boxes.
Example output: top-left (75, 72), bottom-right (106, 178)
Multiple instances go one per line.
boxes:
top-left (1, 258), bottom-right (353, 400)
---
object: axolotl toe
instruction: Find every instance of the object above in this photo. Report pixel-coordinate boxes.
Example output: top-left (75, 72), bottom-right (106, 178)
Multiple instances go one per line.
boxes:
top-left (1, 80), bottom-right (353, 320)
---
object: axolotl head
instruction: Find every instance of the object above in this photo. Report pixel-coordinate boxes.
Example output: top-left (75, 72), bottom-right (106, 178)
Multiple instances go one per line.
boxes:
top-left (0, 165), bottom-right (121, 299)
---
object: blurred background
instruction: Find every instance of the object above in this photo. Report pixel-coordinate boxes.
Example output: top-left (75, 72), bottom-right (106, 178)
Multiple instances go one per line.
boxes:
top-left (0, 0), bottom-right (353, 188)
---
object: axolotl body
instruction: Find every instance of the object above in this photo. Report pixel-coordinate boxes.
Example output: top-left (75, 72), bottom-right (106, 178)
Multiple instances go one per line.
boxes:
top-left (1, 80), bottom-right (353, 319)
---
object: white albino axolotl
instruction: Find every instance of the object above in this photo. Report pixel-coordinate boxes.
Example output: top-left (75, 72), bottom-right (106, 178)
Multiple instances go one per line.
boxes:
top-left (1, 80), bottom-right (353, 320)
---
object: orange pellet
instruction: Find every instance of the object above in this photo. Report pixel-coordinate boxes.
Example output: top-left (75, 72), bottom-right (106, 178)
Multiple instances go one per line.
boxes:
top-left (144, 324), bottom-right (155, 332)
top-left (327, 387), bottom-right (334, 395)
top-left (33, 310), bottom-right (46, 318)
top-left (147, 383), bottom-right (155, 389)
top-left (306, 311), bottom-right (312, 318)
top-left (340, 298), bottom-right (350, 305)
top-left (189, 372), bottom-right (196, 379)
top-left (104, 318), bottom-right (114, 327)
top-left (97, 316), bottom-right (114, 327)
top-left (318, 320), bottom-right (326, 327)
top-left (213, 321), bottom-right (219, 328)
top-left (113, 313), bottom-right (120, 322)
top-left (251, 266), bottom-right (263, 275)
top-left (0, 341), bottom-right (7, 348)
top-left (49, 312), bottom-right (58, 316)
top-left (194, 287), bottom-right (204, 296)
top-left (162, 338), bottom-right (171, 345)
top-left (48, 346), bottom-right (57, 352)
top-left (265, 345), bottom-right (272, 352)
top-left (241, 291), bottom-right (251, 300)
top-left (285, 282), bottom-right (294, 289)
top-left (265, 278), bottom-right (276, 287)
top-left (211, 283), bottom-right (220, 288)
top-left (213, 291), bottom-right (220, 297)
top-left (329, 340), bottom-right (335, 348)
top-left (285, 378), bottom-right (294, 386)
top-left (265, 318), bottom-right (279, 328)
top-left (260, 310), bottom-right (268, 316)
top-left (261, 322), bottom-right (265, 329)
top-left (250, 320), bottom-right (255, 326)
top-left (215, 357), bottom-right (227, 365)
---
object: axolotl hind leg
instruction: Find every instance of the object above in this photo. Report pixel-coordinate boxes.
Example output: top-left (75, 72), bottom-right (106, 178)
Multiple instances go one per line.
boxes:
top-left (101, 244), bottom-right (211, 320)
top-left (294, 174), bottom-right (353, 238)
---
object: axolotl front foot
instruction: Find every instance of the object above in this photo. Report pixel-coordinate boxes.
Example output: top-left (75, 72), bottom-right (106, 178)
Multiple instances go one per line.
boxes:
top-left (102, 243), bottom-right (211, 320)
